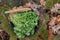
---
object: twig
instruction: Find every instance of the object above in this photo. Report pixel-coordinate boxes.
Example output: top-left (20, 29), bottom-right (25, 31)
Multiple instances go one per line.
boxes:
top-left (48, 29), bottom-right (54, 40)
top-left (5, 7), bottom-right (31, 14)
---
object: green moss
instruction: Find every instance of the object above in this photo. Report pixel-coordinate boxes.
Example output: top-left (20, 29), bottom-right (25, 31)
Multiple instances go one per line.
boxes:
top-left (0, 6), bottom-right (17, 40)
top-left (46, 0), bottom-right (60, 9)
top-left (10, 11), bottom-right (38, 38)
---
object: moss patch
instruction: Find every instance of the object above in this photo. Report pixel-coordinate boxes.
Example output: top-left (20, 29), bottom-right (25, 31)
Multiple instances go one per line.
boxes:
top-left (0, 6), bottom-right (17, 40)
top-left (46, 0), bottom-right (60, 9)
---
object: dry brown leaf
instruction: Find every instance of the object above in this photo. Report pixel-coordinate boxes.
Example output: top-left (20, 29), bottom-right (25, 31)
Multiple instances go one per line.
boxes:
top-left (51, 3), bottom-right (60, 13)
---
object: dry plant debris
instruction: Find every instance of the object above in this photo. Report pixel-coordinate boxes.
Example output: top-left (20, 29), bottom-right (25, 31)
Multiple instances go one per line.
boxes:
top-left (0, 29), bottom-right (10, 40)
top-left (51, 3), bottom-right (60, 13)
